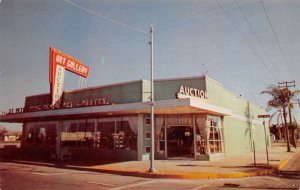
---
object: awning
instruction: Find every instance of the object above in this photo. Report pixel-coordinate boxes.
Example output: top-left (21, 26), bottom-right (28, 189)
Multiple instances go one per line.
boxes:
top-left (0, 98), bottom-right (232, 123)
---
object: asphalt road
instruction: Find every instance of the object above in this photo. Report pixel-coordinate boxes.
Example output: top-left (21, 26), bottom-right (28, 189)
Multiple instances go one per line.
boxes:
top-left (0, 150), bottom-right (300, 190)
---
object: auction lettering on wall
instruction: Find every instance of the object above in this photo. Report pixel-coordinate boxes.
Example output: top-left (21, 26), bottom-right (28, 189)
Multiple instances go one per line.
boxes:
top-left (176, 85), bottom-right (208, 100)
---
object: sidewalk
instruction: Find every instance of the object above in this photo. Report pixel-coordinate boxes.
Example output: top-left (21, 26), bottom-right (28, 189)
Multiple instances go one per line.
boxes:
top-left (10, 142), bottom-right (300, 179)
top-left (66, 142), bottom-right (300, 179)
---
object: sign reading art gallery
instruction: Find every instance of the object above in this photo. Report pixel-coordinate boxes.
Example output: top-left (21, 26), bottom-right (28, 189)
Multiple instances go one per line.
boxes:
top-left (49, 47), bottom-right (90, 106)
top-left (176, 85), bottom-right (208, 100)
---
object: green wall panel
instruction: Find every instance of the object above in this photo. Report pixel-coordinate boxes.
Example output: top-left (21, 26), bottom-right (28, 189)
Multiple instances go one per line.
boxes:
top-left (63, 81), bottom-right (144, 104)
top-left (223, 117), bottom-right (252, 156)
top-left (205, 77), bottom-right (270, 156)
top-left (154, 77), bottom-right (206, 101)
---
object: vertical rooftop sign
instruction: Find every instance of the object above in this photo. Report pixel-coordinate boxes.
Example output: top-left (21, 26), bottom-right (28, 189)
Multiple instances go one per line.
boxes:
top-left (49, 47), bottom-right (90, 106)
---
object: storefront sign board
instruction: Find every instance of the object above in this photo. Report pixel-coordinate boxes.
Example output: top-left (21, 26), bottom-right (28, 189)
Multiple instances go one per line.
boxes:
top-left (50, 47), bottom-right (90, 106)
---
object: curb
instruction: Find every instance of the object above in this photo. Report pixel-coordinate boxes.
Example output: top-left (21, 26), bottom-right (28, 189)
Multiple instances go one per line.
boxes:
top-left (67, 165), bottom-right (276, 179)
top-left (3, 160), bottom-right (279, 179)
top-left (277, 160), bottom-right (288, 170)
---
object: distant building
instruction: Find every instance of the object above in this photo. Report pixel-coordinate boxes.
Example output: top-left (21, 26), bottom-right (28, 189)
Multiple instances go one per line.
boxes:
top-left (1, 131), bottom-right (21, 142)
top-left (0, 76), bottom-right (269, 161)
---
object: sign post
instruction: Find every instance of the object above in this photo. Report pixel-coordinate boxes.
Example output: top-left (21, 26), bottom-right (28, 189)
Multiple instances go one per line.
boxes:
top-left (251, 122), bottom-right (256, 166)
top-left (258, 114), bottom-right (270, 166)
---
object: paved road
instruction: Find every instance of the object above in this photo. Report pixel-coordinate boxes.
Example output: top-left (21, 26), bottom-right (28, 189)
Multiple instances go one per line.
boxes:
top-left (1, 151), bottom-right (300, 190)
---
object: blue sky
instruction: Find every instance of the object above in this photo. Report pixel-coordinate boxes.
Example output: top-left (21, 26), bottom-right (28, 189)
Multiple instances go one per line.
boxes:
top-left (1, 0), bottom-right (300, 130)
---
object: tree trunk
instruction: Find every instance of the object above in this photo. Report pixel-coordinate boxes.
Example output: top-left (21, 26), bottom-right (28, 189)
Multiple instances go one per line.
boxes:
top-left (283, 109), bottom-right (291, 152)
top-left (288, 104), bottom-right (297, 148)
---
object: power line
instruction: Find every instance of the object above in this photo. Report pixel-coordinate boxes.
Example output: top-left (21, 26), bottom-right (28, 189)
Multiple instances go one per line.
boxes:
top-left (63, 0), bottom-right (147, 34)
top-left (215, 0), bottom-right (278, 81)
top-left (233, 0), bottom-right (282, 80)
top-left (260, 0), bottom-right (294, 80)
top-left (154, 0), bottom-right (261, 31)
top-left (62, 0), bottom-right (261, 52)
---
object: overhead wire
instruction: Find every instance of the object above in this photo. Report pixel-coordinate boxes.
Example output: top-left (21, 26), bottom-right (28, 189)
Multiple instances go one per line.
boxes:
top-left (61, 0), bottom-right (272, 60)
top-left (61, 0), bottom-right (149, 55)
top-left (215, 0), bottom-right (279, 81)
top-left (63, 0), bottom-right (267, 51)
top-left (63, 0), bottom-right (147, 34)
top-left (62, 0), bottom-right (296, 84)
top-left (235, 0), bottom-right (280, 80)
top-left (154, 6), bottom-right (221, 31)
top-left (62, 0), bottom-right (150, 89)
top-left (233, 0), bottom-right (282, 80)
top-left (260, 0), bottom-right (295, 80)
top-left (153, 0), bottom-right (261, 31)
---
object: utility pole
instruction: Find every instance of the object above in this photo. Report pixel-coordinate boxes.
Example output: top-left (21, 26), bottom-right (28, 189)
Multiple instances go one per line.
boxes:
top-left (278, 80), bottom-right (295, 152)
top-left (148, 26), bottom-right (156, 173)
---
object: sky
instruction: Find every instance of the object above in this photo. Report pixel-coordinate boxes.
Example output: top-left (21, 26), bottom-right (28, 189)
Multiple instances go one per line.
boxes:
top-left (1, 0), bottom-right (300, 131)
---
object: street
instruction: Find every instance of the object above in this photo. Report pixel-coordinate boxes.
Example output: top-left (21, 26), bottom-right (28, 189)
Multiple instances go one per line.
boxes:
top-left (1, 150), bottom-right (300, 190)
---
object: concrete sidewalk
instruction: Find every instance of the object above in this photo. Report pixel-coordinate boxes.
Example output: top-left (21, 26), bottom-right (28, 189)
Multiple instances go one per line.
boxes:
top-left (9, 142), bottom-right (300, 179)
top-left (65, 142), bottom-right (299, 179)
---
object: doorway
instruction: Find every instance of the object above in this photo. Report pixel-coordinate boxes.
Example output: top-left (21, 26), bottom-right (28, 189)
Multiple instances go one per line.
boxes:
top-left (167, 126), bottom-right (194, 158)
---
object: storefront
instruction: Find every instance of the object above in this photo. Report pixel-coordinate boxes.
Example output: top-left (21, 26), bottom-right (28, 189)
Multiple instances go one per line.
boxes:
top-left (0, 76), bottom-right (269, 161)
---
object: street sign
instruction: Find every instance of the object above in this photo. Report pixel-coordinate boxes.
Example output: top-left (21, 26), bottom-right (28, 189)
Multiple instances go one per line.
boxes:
top-left (257, 114), bottom-right (270, 166)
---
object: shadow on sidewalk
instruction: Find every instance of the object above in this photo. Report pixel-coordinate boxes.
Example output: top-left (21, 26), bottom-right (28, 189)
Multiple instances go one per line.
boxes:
top-left (274, 170), bottom-right (300, 180)
top-left (220, 183), bottom-right (297, 190)
top-left (176, 163), bottom-right (272, 173)
top-left (1, 156), bottom-right (131, 168)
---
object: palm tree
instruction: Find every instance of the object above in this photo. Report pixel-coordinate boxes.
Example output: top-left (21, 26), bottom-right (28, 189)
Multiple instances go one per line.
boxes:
top-left (268, 110), bottom-right (284, 140)
top-left (261, 85), bottom-right (299, 152)
top-left (269, 110), bottom-right (297, 143)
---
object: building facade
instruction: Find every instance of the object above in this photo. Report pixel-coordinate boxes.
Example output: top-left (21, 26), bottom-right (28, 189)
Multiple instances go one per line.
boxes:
top-left (0, 76), bottom-right (269, 161)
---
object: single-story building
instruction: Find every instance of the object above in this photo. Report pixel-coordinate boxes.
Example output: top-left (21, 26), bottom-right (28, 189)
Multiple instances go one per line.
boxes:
top-left (1, 131), bottom-right (21, 142)
top-left (0, 76), bottom-right (269, 161)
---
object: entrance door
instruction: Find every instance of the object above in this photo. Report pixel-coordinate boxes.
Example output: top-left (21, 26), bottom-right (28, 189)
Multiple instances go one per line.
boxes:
top-left (167, 126), bottom-right (193, 158)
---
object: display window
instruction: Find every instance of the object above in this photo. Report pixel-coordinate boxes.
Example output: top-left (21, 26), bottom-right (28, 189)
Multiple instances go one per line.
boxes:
top-left (23, 122), bottom-right (57, 148)
top-left (97, 118), bottom-right (137, 150)
top-left (206, 116), bottom-right (224, 154)
top-left (61, 117), bottom-right (137, 151)
top-left (167, 126), bottom-right (194, 157)
top-left (155, 114), bottom-right (225, 158)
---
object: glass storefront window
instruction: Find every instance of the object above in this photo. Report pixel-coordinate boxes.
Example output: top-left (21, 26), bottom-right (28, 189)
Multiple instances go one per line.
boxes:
top-left (45, 123), bottom-right (56, 146)
top-left (96, 118), bottom-right (137, 150)
top-left (96, 121), bottom-right (114, 149)
top-left (155, 116), bottom-right (165, 155)
top-left (61, 121), bottom-right (78, 148)
top-left (23, 117), bottom-right (138, 151)
top-left (116, 120), bottom-right (137, 150)
top-left (195, 115), bottom-right (224, 155)
top-left (195, 115), bottom-right (207, 155)
top-left (77, 121), bottom-right (95, 148)
top-left (206, 116), bottom-right (223, 154)
top-left (23, 122), bottom-right (57, 148)
top-left (61, 120), bottom-right (96, 148)
top-left (61, 117), bottom-right (137, 150)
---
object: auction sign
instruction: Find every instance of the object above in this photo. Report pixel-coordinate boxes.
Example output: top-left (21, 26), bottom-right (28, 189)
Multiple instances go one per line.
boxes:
top-left (49, 47), bottom-right (89, 106)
